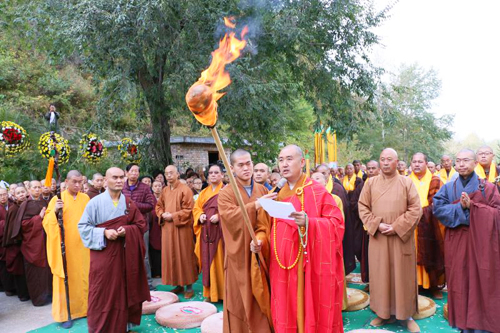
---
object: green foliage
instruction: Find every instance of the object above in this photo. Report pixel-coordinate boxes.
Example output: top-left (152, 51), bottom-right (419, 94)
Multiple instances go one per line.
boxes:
top-left (356, 64), bottom-right (454, 163)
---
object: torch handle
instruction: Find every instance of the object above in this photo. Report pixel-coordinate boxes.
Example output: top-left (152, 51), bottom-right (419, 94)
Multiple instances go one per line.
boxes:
top-left (210, 127), bottom-right (269, 277)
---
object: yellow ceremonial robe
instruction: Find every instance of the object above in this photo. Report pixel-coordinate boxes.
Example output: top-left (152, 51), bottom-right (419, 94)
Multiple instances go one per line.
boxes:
top-left (475, 162), bottom-right (498, 183)
top-left (193, 182), bottom-right (224, 301)
top-left (438, 167), bottom-right (456, 184)
top-left (43, 191), bottom-right (90, 322)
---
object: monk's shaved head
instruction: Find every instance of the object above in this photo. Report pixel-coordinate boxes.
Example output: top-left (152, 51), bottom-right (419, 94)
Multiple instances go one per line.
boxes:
top-left (280, 144), bottom-right (304, 158)
top-left (230, 149), bottom-right (251, 166)
top-left (105, 167), bottom-right (125, 177)
top-left (30, 180), bottom-right (41, 188)
top-left (165, 165), bottom-right (180, 184)
top-left (476, 145), bottom-right (493, 153)
top-left (441, 154), bottom-right (451, 160)
top-left (93, 173), bottom-right (103, 180)
top-left (412, 152), bottom-right (428, 163)
top-left (457, 148), bottom-right (476, 161)
top-left (66, 170), bottom-right (82, 180)
top-left (381, 148), bottom-right (398, 159)
top-left (165, 165), bottom-right (178, 173)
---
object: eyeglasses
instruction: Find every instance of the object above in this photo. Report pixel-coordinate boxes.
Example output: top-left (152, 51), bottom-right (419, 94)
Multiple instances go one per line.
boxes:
top-left (455, 158), bottom-right (474, 164)
top-left (477, 152), bottom-right (493, 157)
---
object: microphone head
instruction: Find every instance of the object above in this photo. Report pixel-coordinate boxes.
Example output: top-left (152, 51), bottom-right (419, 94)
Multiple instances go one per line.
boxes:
top-left (277, 178), bottom-right (287, 189)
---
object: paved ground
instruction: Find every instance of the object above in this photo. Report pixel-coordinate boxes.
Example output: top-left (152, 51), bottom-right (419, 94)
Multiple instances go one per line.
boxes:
top-left (0, 278), bottom-right (163, 333)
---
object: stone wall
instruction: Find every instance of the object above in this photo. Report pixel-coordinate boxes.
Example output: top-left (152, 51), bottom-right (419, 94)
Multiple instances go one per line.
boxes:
top-left (171, 142), bottom-right (230, 173)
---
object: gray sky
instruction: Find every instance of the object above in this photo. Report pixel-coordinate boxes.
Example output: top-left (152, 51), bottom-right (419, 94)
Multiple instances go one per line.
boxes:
top-left (372, 0), bottom-right (500, 141)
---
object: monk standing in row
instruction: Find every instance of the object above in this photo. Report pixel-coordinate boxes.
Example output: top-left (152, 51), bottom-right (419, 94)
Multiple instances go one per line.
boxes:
top-left (218, 149), bottom-right (273, 333)
top-left (43, 170), bottom-right (90, 327)
top-left (439, 155), bottom-right (457, 184)
top-left (79, 167), bottom-right (150, 332)
top-left (266, 145), bottom-right (344, 333)
top-left (358, 148), bottom-right (422, 333)
top-left (193, 164), bottom-right (225, 302)
top-left (155, 165), bottom-right (198, 299)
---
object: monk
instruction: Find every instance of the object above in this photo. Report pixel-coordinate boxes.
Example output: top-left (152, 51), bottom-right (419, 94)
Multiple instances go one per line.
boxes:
top-left (439, 154), bottom-right (458, 184)
top-left (79, 167), bottom-right (150, 332)
top-left (15, 181), bottom-right (52, 306)
top-left (263, 145), bottom-right (344, 333)
top-left (149, 180), bottom-right (163, 278)
top-left (397, 160), bottom-right (408, 176)
top-left (270, 172), bottom-right (282, 188)
top-left (155, 165), bottom-right (198, 299)
top-left (218, 148), bottom-right (274, 333)
top-left (427, 161), bottom-right (437, 174)
top-left (353, 159), bottom-right (366, 180)
top-left (366, 160), bottom-right (380, 178)
top-left (358, 148), bottom-right (422, 333)
top-left (475, 146), bottom-right (499, 185)
top-left (193, 164), bottom-right (225, 302)
top-left (433, 149), bottom-right (500, 333)
top-left (43, 170), bottom-right (90, 327)
top-left (40, 180), bottom-right (54, 203)
top-left (2, 186), bottom-right (30, 301)
top-left (343, 163), bottom-right (364, 262)
top-left (86, 173), bottom-right (105, 199)
top-left (254, 162), bottom-right (272, 190)
top-left (409, 153), bottom-right (445, 299)
top-left (0, 187), bottom-right (15, 295)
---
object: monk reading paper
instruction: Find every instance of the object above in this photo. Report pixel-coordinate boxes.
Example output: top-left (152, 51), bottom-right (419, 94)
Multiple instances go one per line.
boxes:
top-left (358, 148), bottom-right (422, 333)
top-left (43, 170), bottom-right (90, 325)
top-left (218, 148), bottom-right (274, 333)
top-left (79, 167), bottom-right (150, 332)
top-left (155, 165), bottom-right (198, 299)
top-left (433, 149), bottom-right (500, 333)
top-left (193, 164), bottom-right (225, 302)
top-left (263, 145), bottom-right (344, 333)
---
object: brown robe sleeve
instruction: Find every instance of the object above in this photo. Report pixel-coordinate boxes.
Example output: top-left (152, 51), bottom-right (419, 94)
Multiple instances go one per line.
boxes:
top-left (155, 188), bottom-right (166, 218)
top-left (171, 187), bottom-right (194, 227)
top-left (391, 179), bottom-right (422, 242)
top-left (358, 179), bottom-right (384, 236)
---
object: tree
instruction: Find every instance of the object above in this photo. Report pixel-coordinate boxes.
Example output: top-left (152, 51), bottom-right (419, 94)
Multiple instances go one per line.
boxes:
top-left (21, 0), bottom-right (388, 166)
top-left (356, 63), bottom-right (454, 163)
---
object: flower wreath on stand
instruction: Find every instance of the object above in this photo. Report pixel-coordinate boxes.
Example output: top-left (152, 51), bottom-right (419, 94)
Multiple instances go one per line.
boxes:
top-left (38, 132), bottom-right (71, 165)
top-left (117, 137), bottom-right (141, 163)
top-left (80, 133), bottom-right (107, 164)
top-left (0, 121), bottom-right (30, 156)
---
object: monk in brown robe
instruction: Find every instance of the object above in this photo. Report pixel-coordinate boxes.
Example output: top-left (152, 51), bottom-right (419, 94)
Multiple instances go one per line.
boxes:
top-left (0, 187), bottom-right (16, 296)
top-left (358, 148), bottom-right (422, 333)
top-left (155, 165), bottom-right (198, 299)
top-left (193, 164), bottom-right (225, 302)
top-left (86, 173), bottom-right (105, 199)
top-left (343, 163), bottom-right (364, 262)
top-left (79, 167), bottom-right (150, 333)
top-left (218, 148), bottom-right (274, 333)
top-left (2, 186), bottom-right (30, 301)
top-left (15, 181), bottom-right (52, 306)
top-left (409, 153), bottom-right (445, 299)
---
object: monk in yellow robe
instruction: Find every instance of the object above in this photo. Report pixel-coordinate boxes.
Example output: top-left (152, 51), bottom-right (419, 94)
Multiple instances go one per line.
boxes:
top-left (475, 146), bottom-right (499, 183)
top-left (193, 164), bottom-right (225, 302)
top-left (438, 154), bottom-right (457, 184)
top-left (410, 153), bottom-right (445, 299)
top-left (43, 170), bottom-right (90, 326)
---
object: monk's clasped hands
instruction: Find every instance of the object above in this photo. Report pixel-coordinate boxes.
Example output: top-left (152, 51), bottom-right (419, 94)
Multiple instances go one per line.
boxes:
top-left (460, 192), bottom-right (471, 209)
top-left (379, 222), bottom-right (396, 235)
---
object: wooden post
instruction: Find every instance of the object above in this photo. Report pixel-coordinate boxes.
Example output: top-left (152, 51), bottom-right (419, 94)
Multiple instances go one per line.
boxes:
top-left (210, 127), bottom-right (269, 276)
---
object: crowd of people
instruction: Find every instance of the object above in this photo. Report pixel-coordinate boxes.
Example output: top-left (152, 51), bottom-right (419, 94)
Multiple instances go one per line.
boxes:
top-left (0, 144), bottom-right (499, 333)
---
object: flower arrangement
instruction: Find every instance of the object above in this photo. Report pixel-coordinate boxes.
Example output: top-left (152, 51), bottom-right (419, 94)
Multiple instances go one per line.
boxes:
top-left (79, 133), bottom-right (106, 164)
top-left (117, 137), bottom-right (141, 163)
top-left (0, 121), bottom-right (30, 155)
top-left (38, 132), bottom-right (71, 165)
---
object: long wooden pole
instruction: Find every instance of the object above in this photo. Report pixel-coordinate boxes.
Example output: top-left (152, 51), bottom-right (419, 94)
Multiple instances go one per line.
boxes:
top-left (210, 127), bottom-right (269, 276)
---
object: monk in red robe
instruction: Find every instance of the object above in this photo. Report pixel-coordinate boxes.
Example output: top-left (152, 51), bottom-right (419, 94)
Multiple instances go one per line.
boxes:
top-left (78, 167), bottom-right (150, 333)
top-left (263, 145), bottom-right (345, 333)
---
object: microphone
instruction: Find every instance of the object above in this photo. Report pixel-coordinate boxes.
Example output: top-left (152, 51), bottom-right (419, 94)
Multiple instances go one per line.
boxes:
top-left (272, 178), bottom-right (287, 193)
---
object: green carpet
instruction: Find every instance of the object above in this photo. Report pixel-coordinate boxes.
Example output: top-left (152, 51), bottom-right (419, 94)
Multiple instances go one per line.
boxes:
top-left (30, 268), bottom-right (459, 333)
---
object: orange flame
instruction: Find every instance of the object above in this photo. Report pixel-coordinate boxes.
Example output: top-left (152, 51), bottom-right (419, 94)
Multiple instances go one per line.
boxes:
top-left (186, 17), bottom-right (248, 127)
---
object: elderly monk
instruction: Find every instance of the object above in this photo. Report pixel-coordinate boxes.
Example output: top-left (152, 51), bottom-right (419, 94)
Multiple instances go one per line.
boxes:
top-left (433, 149), bottom-right (500, 333)
top-left (254, 162), bottom-right (272, 190)
top-left (397, 160), bottom-right (408, 176)
top-left (40, 180), bottom-right (53, 203)
top-left (2, 186), bottom-right (30, 301)
top-left (438, 154), bottom-right (457, 184)
top-left (155, 165), bottom-right (198, 299)
top-left (14, 181), bottom-right (52, 306)
top-left (270, 172), bottom-right (282, 188)
top-left (427, 161), bottom-right (437, 174)
top-left (263, 145), bottom-right (344, 333)
top-left (43, 170), bottom-right (90, 327)
top-left (410, 153), bottom-right (445, 299)
top-left (86, 173), bottom-right (105, 199)
top-left (316, 163), bottom-right (355, 275)
top-left (475, 146), bottom-right (499, 185)
top-left (358, 148), bottom-right (422, 333)
top-left (79, 167), bottom-right (150, 332)
top-left (343, 163), bottom-right (364, 263)
top-left (218, 148), bottom-right (274, 333)
top-left (193, 164), bottom-right (225, 302)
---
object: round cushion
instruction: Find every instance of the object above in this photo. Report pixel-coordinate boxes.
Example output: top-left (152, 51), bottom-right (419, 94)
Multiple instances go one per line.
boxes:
top-left (413, 295), bottom-right (436, 319)
top-left (346, 273), bottom-right (362, 284)
top-left (201, 311), bottom-right (223, 333)
top-left (348, 329), bottom-right (394, 333)
top-left (443, 303), bottom-right (448, 320)
top-left (344, 288), bottom-right (370, 312)
top-left (142, 291), bottom-right (179, 314)
top-left (155, 301), bottom-right (217, 329)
